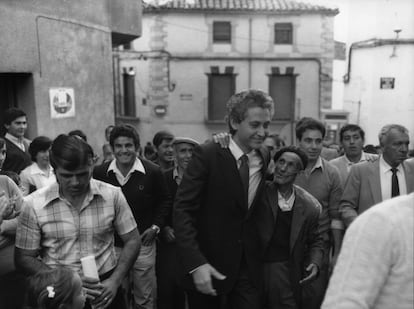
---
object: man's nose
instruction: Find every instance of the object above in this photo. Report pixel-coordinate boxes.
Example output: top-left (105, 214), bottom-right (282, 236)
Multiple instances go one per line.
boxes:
top-left (69, 176), bottom-right (80, 185)
top-left (257, 126), bottom-right (266, 136)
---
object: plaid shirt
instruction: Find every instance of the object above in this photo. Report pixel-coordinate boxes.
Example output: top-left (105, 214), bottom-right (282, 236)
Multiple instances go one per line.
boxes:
top-left (16, 179), bottom-right (137, 276)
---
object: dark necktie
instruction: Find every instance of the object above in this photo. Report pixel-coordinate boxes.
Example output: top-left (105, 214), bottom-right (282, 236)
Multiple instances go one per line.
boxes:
top-left (391, 167), bottom-right (400, 197)
top-left (239, 154), bottom-right (249, 203)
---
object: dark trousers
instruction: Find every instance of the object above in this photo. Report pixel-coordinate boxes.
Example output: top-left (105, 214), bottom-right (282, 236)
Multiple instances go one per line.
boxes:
top-left (186, 262), bottom-right (261, 309)
top-left (156, 241), bottom-right (186, 309)
top-left (301, 241), bottom-right (330, 309)
top-left (263, 261), bottom-right (297, 309)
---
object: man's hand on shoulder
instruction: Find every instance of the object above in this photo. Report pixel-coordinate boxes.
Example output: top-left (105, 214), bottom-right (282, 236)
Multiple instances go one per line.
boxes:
top-left (191, 263), bottom-right (226, 296)
top-left (212, 132), bottom-right (230, 148)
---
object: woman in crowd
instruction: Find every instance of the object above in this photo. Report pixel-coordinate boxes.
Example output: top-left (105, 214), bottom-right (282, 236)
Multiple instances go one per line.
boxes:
top-left (19, 136), bottom-right (56, 196)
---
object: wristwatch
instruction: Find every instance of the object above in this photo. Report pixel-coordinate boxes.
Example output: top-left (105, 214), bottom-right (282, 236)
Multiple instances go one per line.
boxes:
top-left (150, 224), bottom-right (160, 234)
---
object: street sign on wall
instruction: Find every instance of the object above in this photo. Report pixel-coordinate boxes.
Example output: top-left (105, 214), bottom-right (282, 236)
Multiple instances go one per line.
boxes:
top-left (380, 77), bottom-right (395, 89)
top-left (49, 88), bottom-right (75, 118)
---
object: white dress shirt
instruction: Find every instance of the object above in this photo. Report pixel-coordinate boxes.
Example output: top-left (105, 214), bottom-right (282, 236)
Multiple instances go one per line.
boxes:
top-left (107, 157), bottom-right (146, 186)
top-left (19, 163), bottom-right (56, 196)
top-left (379, 156), bottom-right (407, 201)
top-left (229, 138), bottom-right (263, 208)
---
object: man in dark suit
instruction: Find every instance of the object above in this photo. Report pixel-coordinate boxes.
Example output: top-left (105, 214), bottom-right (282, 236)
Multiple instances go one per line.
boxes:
top-left (173, 89), bottom-right (274, 309)
top-left (2, 107), bottom-right (32, 173)
top-left (93, 124), bottom-right (171, 309)
top-left (258, 146), bottom-right (324, 309)
top-left (340, 124), bottom-right (413, 228)
top-left (157, 136), bottom-right (199, 309)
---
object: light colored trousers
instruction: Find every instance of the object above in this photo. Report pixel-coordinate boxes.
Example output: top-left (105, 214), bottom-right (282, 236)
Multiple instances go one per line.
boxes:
top-left (130, 243), bottom-right (157, 309)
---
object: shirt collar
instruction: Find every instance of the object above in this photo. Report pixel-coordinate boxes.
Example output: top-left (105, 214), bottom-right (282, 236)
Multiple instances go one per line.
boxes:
top-left (42, 179), bottom-right (104, 208)
top-left (278, 189), bottom-right (296, 212)
top-left (379, 155), bottom-right (402, 173)
top-left (309, 156), bottom-right (323, 173)
top-left (229, 137), bottom-right (256, 161)
top-left (107, 157), bottom-right (146, 175)
top-left (344, 152), bottom-right (368, 165)
top-left (30, 163), bottom-right (54, 176)
top-left (5, 132), bottom-right (24, 147)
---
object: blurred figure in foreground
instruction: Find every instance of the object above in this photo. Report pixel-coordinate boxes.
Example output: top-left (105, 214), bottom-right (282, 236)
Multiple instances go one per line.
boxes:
top-left (322, 193), bottom-right (413, 309)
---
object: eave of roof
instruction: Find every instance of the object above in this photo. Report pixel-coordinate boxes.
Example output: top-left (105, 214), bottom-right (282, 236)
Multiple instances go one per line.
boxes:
top-left (143, 0), bottom-right (339, 15)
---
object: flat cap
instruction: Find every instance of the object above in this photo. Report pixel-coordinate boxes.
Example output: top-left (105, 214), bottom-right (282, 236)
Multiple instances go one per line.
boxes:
top-left (173, 137), bottom-right (199, 147)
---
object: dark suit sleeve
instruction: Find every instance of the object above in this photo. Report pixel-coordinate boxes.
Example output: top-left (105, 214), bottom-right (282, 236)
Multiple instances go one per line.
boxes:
top-left (307, 207), bottom-right (324, 269)
top-left (173, 144), bottom-right (209, 273)
top-left (339, 165), bottom-right (361, 228)
top-left (152, 166), bottom-right (172, 229)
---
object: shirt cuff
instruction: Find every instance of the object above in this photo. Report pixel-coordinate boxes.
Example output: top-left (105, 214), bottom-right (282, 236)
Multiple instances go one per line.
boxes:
top-left (189, 265), bottom-right (203, 274)
top-left (331, 219), bottom-right (344, 230)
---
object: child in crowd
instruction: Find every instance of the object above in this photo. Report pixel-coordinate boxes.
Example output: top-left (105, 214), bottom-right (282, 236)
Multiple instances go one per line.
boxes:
top-left (24, 267), bottom-right (86, 309)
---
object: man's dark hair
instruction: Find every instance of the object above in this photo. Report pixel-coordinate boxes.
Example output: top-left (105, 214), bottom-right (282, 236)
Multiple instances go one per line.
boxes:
top-left (29, 136), bottom-right (52, 162)
top-left (339, 124), bottom-right (365, 142)
top-left (152, 130), bottom-right (174, 148)
top-left (4, 107), bottom-right (26, 125)
top-left (68, 129), bottom-right (87, 142)
top-left (226, 89), bottom-right (274, 135)
top-left (109, 124), bottom-right (140, 149)
top-left (50, 134), bottom-right (94, 170)
top-left (273, 146), bottom-right (308, 170)
top-left (295, 117), bottom-right (326, 140)
top-left (0, 170), bottom-right (21, 186)
top-left (363, 144), bottom-right (378, 154)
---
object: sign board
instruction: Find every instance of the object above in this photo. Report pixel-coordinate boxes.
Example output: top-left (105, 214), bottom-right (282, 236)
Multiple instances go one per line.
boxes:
top-left (380, 77), bottom-right (395, 89)
top-left (49, 88), bottom-right (75, 118)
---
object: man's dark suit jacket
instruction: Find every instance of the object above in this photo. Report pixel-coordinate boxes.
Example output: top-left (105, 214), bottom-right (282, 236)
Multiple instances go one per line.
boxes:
top-left (2, 138), bottom-right (31, 174)
top-left (257, 183), bottom-right (324, 307)
top-left (163, 167), bottom-right (178, 227)
top-left (173, 141), bottom-right (270, 294)
top-left (93, 158), bottom-right (171, 233)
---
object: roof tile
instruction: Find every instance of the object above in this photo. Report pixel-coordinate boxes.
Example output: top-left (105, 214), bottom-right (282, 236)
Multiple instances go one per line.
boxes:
top-left (143, 0), bottom-right (338, 14)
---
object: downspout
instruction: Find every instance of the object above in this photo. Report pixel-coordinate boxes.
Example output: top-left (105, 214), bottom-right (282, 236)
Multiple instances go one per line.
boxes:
top-left (248, 18), bottom-right (252, 88)
top-left (343, 38), bottom-right (414, 84)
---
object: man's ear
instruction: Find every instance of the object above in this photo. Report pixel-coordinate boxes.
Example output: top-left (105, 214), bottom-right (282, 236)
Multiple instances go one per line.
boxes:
top-left (229, 118), bottom-right (239, 132)
top-left (4, 124), bottom-right (10, 131)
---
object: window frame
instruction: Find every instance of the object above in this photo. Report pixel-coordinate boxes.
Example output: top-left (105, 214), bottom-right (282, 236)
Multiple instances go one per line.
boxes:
top-left (213, 21), bottom-right (232, 44)
top-left (207, 72), bottom-right (236, 122)
top-left (274, 23), bottom-right (293, 45)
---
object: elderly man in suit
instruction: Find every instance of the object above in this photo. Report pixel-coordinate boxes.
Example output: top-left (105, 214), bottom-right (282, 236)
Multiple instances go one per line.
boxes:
top-left (340, 124), bottom-right (414, 228)
top-left (258, 146), bottom-right (324, 309)
top-left (157, 136), bottom-right (199, 309)
top-left (330, 124), bottom-right (378, 187)
top-left (173, 89), bottom-right (274, 309)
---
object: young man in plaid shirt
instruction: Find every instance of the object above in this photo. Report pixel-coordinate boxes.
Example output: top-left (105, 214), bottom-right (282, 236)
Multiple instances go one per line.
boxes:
top-left (15, 134), bottom-right (140, 309)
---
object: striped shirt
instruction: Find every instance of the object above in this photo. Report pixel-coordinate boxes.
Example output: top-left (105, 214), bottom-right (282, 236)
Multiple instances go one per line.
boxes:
top-left (16, 179), bottom-right (137, 276)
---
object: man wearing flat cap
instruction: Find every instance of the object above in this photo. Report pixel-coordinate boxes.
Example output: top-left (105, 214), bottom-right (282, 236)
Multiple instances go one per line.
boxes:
top-left (256, 146), bottom-right (324, 309)
top-left (156, 137), bottom-right (199, 309)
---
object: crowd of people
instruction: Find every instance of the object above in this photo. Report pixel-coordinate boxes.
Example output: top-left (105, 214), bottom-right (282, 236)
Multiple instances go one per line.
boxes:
top-left (0, 90), bottom-right (412, 309)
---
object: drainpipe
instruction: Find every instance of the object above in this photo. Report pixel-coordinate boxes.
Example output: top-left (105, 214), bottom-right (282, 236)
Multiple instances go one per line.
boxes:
top-left (343, 38), bottom-right (414, 84)
top-left (248, 18), bottom-right (252, 88)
